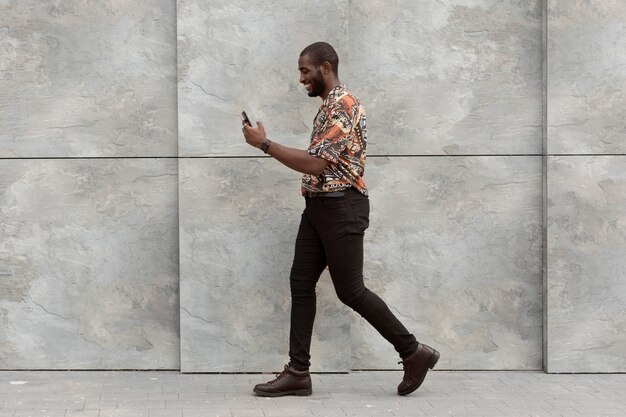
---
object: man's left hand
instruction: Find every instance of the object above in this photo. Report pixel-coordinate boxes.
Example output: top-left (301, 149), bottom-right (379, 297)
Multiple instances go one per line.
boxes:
top-left (242, 120), bottom-right (267, 149)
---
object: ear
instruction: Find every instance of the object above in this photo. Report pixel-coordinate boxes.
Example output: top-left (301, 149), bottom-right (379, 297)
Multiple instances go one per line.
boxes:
top-left (320, 61), bottom-right (332, 75)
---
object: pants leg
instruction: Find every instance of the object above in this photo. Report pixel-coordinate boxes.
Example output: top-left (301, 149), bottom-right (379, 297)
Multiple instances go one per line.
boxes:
top-left (288, 207), bottom-right (327, 371)
top-left (314, 191), bottom-right (418, 359)
top-left (288, 190), bottom-right (418, 371)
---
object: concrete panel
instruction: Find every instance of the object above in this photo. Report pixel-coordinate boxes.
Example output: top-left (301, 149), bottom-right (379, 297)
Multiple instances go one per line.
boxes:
top-left (348, 1), bottom-right (543, 155)
top-left (0, 0), bottom-right (177, 157)
top-left (179, 156), bottom-right (542, 371)
top-left (179, 158), bottom-right (351, 372)
top-left (0, 159), bottom-right (179, 369)
top-left (177, 0), bottom-right (349, 157)
top-left (548, 1), bottom-right (626, 154)
top-left (352, 156), bottom-right (543, 370)
top-left (546, 156), bottom-right (626, 372)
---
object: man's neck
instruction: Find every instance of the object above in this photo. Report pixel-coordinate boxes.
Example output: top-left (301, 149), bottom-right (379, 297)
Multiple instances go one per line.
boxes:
top-left (320, 79), bottom-right (341, 100)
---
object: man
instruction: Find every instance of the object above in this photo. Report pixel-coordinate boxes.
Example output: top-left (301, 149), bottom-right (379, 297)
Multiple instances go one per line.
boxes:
top-left (241, 42), bottom-right (439, 397)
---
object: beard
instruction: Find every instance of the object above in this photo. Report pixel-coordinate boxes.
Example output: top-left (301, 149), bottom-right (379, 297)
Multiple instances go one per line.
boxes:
top-left (307, 68), bottom-right (326, 97)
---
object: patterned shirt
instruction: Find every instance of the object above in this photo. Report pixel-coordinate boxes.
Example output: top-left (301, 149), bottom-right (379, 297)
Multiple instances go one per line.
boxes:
top-left (301, 85), bottom-right (368, 196)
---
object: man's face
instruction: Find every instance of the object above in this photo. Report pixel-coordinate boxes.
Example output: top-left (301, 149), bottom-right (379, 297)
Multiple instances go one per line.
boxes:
top-left (298, 54), bottom-right (325, 98)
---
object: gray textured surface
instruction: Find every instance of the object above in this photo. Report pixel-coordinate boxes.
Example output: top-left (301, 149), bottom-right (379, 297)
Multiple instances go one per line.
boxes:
top-left (546, 156), bottom-right (626, 373)
top-left (353, 157), bottom-right (543, 370)
top-left (2, 371), bottom-right (626, 417)
top-left (0, 0), bottom-right (177, 158)
top-left (548, 1), bottom-right (626, 154)
top-left (178, 158), bottom-right (351, 372)
top-left (178, 0), bottom-right (542, 157)
top-left (177, 0), bottom-right (349, 157)
top-left (0, 159), bottom-right (179, 369)
top-left (179, 157), bottom-right (542, 371)
top-left (0, 0), bottom-right (622, 372)
top-left (349, 1), bottom-right (543, 155)
top-left (544, 0), bottom-right (626, 373)
top-left (177, 0), bottom-right (545, 371)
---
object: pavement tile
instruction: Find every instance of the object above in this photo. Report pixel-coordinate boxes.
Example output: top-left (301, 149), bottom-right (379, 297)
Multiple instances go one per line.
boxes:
top-left (12, 412), bottom-right (66, 417)
top-left (0, 371), bottom-right (623, 417)
top-left (166, 400), bottom-right (226, 409)
top-left (572, 407), bottom-right (625, 415)
top-left (262, 409), bottom-right (314, 417)
top-left (149, 410), bottom-right (183, 417)
top-left (170, 385), bottom-right (207, 394)
top-left (65, 411), bottom-right (100, 417)
top-left (112, 400), bottom-right (165, 409)
top-left (180, 410), bottom-right (234, 417)
top-left (83, 401), bottom-right (117, 410)
top-left (100, 410), bottom-right (149, 417)
top-left (575, 400), bottom-right (625, 407)
top-left (464, 406), bottom-right (505, 415)
top-left (258, 398), bottom-right (324, 408)
top-left (230, 409), bottom-right (266, 417)
top-left (310, 407), bottom-right (347, 416)
top-left (2, 401), bottom-right (84, 410)
top-left (148, 393), bottom-right (179, 401)
top-left (100, 393), bottom-right (148, 401)
top-left (177, 393), bottom-right (226, 401)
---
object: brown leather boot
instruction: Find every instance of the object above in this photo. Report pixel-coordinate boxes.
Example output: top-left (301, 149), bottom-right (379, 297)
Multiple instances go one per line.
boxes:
top-left (253, 365), bottom-right (313, 397)
top-left (397, 343), bottom-right (440, 396)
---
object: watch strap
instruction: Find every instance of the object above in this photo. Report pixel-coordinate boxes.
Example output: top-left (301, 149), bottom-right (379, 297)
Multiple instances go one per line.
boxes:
top-left (261, 138), bottom-right (271, 154)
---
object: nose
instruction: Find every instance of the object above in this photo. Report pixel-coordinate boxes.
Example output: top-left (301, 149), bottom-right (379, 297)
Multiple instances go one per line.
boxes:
top-left (299, 74), bottom-right (305, 84)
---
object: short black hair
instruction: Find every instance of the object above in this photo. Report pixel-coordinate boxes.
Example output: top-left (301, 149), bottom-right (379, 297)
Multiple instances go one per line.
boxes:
top-left (300, 42), bottom-right (339, 75)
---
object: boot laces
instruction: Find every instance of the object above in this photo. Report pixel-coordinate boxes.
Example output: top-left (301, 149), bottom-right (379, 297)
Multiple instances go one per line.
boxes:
top-left (269, 365), bottom-right (290, 384)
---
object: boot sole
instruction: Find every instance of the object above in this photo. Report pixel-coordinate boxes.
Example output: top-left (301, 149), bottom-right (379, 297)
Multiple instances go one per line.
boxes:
top-left (253, 388), bottom-right (312, 397)
top-left (398, 349), bottom-right (440, 396)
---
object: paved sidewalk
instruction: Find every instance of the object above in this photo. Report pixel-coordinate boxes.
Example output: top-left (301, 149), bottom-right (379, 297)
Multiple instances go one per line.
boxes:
top-left (1, 370), bottom-right (625, 417)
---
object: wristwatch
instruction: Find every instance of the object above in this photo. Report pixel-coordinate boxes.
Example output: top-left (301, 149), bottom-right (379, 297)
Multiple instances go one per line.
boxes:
top-left (261, 138), bottom-right (271, 154)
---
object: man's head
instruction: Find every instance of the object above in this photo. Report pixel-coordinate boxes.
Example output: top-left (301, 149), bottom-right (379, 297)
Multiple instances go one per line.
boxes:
top-left (298, 42), bottom-right (340, 99)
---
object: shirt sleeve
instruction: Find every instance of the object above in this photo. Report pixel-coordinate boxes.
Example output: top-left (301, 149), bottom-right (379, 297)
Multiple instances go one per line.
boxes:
top-left (308, 99), bottom-right (355, 164)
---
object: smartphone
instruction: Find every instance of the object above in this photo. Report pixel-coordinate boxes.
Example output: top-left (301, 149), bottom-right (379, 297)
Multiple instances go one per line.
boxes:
top-left (241, 111), bottom-right (252, 127)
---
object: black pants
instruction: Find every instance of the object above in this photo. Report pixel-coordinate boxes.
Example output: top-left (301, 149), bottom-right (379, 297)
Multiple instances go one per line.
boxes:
top-left (288, 188), bottom-right (418, 371)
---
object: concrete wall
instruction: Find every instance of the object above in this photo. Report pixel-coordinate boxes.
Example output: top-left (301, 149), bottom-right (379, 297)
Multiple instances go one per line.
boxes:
top-left (0, 0), bottom-right (179, 369)
top-left (177, 0), bottom-right (544, 372)
top-left (0, 0), bottom-right (623, 372)
top-left (545, 0), bottom-right (626, 373)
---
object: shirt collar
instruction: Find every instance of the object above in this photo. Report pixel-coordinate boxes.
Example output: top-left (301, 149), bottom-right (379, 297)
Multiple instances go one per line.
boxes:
top-left (322, 84), bottom-right (347, 108)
